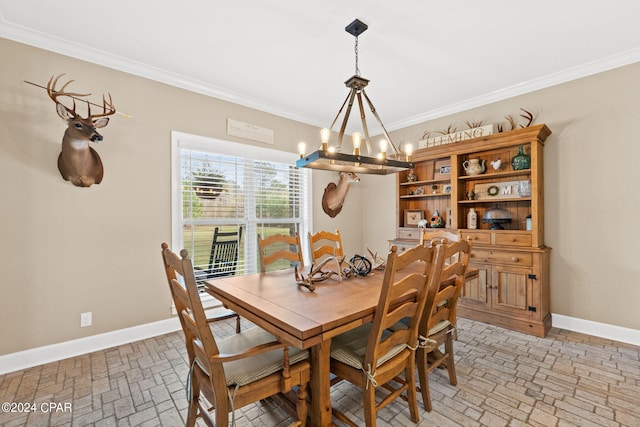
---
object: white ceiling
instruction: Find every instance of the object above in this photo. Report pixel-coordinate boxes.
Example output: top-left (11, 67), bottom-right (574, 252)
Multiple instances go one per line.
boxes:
top-left (2, 1), bottom-right (640, 134)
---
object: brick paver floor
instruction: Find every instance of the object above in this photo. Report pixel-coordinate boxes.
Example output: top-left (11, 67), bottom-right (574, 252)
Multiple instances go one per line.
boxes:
top-left (1, 317), bottom-right (639, 426)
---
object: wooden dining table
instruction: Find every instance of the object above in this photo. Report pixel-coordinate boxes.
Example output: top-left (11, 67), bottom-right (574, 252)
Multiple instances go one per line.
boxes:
top-left (205, 266), bottom-right (397, 427)
top-left (205, 264), bottom-right (478, 427)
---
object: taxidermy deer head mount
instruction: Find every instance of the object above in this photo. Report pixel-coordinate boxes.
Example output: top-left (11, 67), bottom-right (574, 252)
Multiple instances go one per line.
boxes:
top-left (47, 74), bottom-right (116, 187)
top-left (321, 171), bottom-right (360, 218)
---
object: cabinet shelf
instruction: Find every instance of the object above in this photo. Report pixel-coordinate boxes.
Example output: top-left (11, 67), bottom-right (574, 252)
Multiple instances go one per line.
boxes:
top-left (458, 169), bottom-right (530, 181)
top-left (400, 178), bottom-right (450, 186)
top-left (459, 197), bottom-right (531, 204)
top-left (401, 193), bottom-right (451, 199)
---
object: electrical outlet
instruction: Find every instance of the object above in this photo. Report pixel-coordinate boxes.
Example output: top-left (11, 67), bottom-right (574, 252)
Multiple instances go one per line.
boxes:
top-left (80, 312), bottom-right (92, 327)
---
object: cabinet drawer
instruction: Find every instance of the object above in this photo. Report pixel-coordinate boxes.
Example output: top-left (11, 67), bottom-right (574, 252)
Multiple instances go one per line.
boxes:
top-left (398, 228), bottom-right (421, 240)
top-left (495, 233), bottom-right (532, 247)
top-left (470, 249), bottom-right (533, 267)
top-left (462, 231), bottom-right (491, 245)
top-left (396, 244), bottom-right (414, 254)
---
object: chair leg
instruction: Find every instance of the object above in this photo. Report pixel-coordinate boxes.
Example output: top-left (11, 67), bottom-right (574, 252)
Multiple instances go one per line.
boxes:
top-left (363, 384), bottom-right (377, 427)
top-left (186, 398), bottom-right (198, 427)
top-left (405, 358), bottom-right (419, 423)
top-left (214, 393), bottom-right (229, 427)
top-left (186, 373), bottom-right (199, 427)
top-left (444, 332), bottom-right (457, 386)
top-left (296, 381), bottom-right (309, 427)
top-left (235, 315), bottom-right (241, 333)
top-left (416, 347), bottom-right (433, 412)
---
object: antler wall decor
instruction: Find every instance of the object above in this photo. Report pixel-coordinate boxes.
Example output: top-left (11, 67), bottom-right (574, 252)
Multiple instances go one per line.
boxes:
top-left (47, 74), bottom-right (116, 187)
top-left (422, 108), bottom-right (537, 137)
top-left (25, 75), bottom-right (122, 187)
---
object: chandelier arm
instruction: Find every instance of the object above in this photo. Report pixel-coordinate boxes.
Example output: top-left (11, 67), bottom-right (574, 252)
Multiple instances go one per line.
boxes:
top-left (329, 91), bottom-right (354, 136)
top-left (362, 89), bottom-right (400, 156)
top-left (336, 88), bottom-right (358, 151)
top-left (356, 91), bottom-right (373, 155)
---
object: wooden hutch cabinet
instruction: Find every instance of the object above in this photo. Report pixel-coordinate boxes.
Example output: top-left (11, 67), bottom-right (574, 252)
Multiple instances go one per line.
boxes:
top-left (392, 124), bottom-right (552, 337)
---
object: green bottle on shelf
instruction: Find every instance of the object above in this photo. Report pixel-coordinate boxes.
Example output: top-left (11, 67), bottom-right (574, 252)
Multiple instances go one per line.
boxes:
top-left (511, 145), bottom-right (530, 170)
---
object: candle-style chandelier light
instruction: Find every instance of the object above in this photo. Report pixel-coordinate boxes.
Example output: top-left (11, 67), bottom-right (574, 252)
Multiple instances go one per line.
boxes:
top-left (296, 19), bottom-right (414, 175)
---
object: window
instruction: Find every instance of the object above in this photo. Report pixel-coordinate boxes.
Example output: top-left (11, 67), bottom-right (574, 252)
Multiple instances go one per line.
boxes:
top-left (171, 132), bottom-right (311, 295)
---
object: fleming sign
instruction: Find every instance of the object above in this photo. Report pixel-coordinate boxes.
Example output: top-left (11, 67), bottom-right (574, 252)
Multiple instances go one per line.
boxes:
top-left (418, 124), bottom-right (494, 149)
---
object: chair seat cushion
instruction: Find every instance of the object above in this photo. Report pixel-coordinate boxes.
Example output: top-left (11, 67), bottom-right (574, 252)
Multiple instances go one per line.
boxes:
top-left (389, 318), bottom-right (451, 337)
top-left (330, 323), bottom-right (406, 371)
top-left (428, 319), bottom-right (451, 336)
top-left (218, 326), bottom-right (309, 386)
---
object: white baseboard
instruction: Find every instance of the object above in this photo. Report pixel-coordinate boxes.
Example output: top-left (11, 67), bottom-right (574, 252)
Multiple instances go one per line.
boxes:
top-left (0, 317), bottom-right (181, 375)
top-left (0, 304), bottom-right (226, 375)
top-left (2, 312), bottom-right (638, 375)
top-left (551, 314), bottom-right (640, 347)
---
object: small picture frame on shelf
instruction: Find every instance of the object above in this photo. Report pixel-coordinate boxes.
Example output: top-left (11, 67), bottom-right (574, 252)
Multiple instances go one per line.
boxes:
top-left (404, 209), bottom-right (424, 227)
top-left (434, 159), bottom-right (451, 179)
top-left (414, 187), bottom-right (424, 195)
top-left (443, 184), bottom-right (452, 194)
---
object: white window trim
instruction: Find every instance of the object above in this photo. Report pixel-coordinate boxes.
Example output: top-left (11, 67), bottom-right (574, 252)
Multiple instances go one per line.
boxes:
top-left (170, 131), bottom-right (312, 306)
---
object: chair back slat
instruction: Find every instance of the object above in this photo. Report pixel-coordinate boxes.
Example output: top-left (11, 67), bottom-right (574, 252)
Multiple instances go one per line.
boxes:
top-left (308, 229), bottom-right (344, 264)
top-left (258, 233), bottom-right (304, 272)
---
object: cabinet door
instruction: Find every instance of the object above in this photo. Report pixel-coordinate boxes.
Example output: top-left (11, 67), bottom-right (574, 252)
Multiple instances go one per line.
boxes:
top-left (461, 262), bottom-right (489, 307)
top-left (491, 265), bottom-right (535, 319)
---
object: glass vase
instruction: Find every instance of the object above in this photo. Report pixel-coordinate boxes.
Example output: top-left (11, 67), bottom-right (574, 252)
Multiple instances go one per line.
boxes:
top-left (511, 145), bottom-right (530, 170)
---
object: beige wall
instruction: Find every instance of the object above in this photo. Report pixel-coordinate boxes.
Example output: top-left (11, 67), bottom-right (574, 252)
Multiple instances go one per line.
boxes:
top-left (2, 36), bottom-right (639, 356)
top-left (0, 38), bottom-right (364, 355)
top-left (381, 64), bottom-right (640, 331)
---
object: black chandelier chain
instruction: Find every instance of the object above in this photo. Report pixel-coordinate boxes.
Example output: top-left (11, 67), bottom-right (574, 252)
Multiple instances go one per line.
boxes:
top-left (354, 36), bottom-right (360, 77)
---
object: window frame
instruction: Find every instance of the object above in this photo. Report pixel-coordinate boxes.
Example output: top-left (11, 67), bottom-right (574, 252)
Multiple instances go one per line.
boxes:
top-left (171, 131), bottom-right (312, 303)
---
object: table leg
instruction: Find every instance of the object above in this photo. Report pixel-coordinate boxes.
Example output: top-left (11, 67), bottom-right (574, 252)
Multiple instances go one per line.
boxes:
top-left (310, 339), bottom-right (334, 427)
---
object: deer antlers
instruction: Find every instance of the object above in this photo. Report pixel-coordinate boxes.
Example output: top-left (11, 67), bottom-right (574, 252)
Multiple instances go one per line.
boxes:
top-left (519, 108), bottom-right (534, 128)
top-left (497, 108), bottom-right (536, 132)
top-left (46, 74), bottom-right (116, 119)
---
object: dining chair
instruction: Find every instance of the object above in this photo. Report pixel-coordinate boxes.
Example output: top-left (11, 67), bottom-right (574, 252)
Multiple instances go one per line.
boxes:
top-left (420, 228), bottom-right (462, 339)
top-left (416, 237), bottom-right (472, 412)
top-left (419, 228), bottom-right (459, 246)
top-left (308, 229), bottom-right (344, 264)
top-left (161, 243), bottom-right (311, 427)
top-left (328, 243), bottom-right (446, 427)
top-left (258, 232), bottom-right (304, 272)
top-left (162, 242), bottom-right (241, 354)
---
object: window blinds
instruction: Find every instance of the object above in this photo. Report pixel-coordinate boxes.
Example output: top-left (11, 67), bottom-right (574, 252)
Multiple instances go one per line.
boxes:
top-left (180, 148), bottom-right (309, 281)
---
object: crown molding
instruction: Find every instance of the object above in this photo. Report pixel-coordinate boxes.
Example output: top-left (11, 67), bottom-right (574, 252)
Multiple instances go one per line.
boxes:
top-left (388, 47), bottom-right (640, 131)
top-left (0, 17), bottom-right (326, 129)
top-left (3, 16), bottom-right (640, 134)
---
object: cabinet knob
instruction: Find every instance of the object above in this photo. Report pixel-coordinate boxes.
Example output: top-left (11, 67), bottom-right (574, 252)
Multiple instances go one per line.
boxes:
top-left (511, 238), bottom-right (516, 242)
top-left (511, 256), bottom-right (519, 262)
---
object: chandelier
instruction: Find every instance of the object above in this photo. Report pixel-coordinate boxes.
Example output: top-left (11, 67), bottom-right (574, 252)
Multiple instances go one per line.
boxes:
top-left (296, 19), bottom-right (414, 175)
